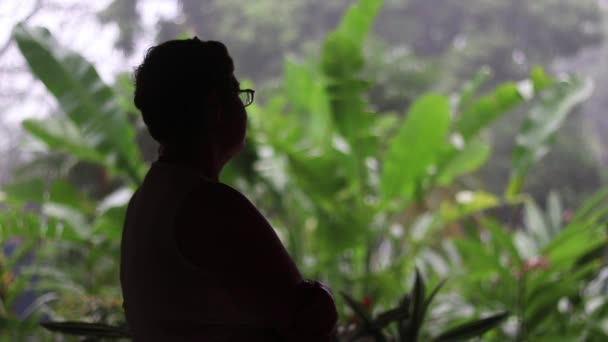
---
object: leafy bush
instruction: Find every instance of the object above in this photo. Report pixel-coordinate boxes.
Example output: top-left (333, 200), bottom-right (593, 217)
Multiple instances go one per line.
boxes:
top-left (340, 269), bottom-right (508, 341)
top-left (419, 191), bottom-right (608, 340)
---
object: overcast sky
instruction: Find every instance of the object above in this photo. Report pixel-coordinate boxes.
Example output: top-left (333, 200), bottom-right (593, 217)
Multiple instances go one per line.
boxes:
top-left (0, 0), bottom-right (179, 125)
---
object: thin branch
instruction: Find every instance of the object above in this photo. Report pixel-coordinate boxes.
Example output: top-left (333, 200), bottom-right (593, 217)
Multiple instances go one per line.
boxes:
top-left (0, 0), bottom-right (43, 58)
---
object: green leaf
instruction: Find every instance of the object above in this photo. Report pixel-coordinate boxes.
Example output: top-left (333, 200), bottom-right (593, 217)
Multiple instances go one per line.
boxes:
top-left (249, 96), bottom-right (300, 153)
top-left (433, 312), bottom-right (509, 341)
top-left (13, 24), bottom-right (144, 184)
top-left (22, 117), bottom-right (110, 166)
top-left (570, 187), bottom-right (608, 224)
top-left (412, 268), bottom-right (426, 321)
top-left (574, 242), bottom-right (607, 268)
top-left (318, 0), bottom-right (383, 180)
top-left (42, 203), bottom-right (90, 238)
top-left (0, 210), bottom-right (83, 242)
top-left (524, 199), bottom-right (550, 246)
top-left (2, 178), bottom-right (94, 215)
top-left (454, 68), bottom-right (554, 142)
top-left (455, 82), bottom-right (523, 140)
top-left (321, 34), bottom-right (364, 79)
top-left (341, 292), bottom-right (386, 341)
top-left (439, 191), bottom-right (500, 223)
top-left (332, 0), bottom-right (383, 47)
top-left (1, 179), bottom-right (45, 204)
top-left (482, 218), bottom-right (523, 267)
top-left (451, 238), bottom-right (504, 280)
top-left (373, 306), bottom-right (409, 329)
top-left (457, 67), bottom-right (493, 112)
top-left (544, 230), bottom-right (604, 270)
top-left (114, 72), bottom-right (139, 116)
top-left (436, 139), bottom-right (491, 185)
top-left (507, 77), bottom-right (593, 197)
top-left (283, 59), bottom-right (333, 149)
top-left (401, 268), bottom-right (426, 341)
top-left (530, 66), bottom-right (554, 91)
top-left (48, 180), bottom-right (94, 214)
top-left (93, 206), bottom-right (127, 241)
top-left (524, 269), bottom-right (594, 333)
top-left (381, 94), bottom-right (451, 201)
top-left (319, 0), bottom-right (383, 78)
top-left (422, 279), bottom-right (447, 321)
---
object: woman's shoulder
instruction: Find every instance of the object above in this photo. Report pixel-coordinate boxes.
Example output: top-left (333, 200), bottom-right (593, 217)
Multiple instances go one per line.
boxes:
top-left (182, 180), bottom-right (252, 210)
top-left (176, 181), bottom-right (263, 233)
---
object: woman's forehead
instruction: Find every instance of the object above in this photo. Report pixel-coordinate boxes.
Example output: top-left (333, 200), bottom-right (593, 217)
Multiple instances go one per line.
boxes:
top-left (230, 75), bottom-right (240, 88)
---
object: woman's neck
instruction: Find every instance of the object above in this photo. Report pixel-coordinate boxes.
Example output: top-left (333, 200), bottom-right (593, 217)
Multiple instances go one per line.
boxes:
top-left (158, 144), bottom-right (222, 182)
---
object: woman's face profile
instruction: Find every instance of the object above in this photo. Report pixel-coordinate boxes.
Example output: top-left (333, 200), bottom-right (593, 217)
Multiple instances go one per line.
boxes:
top-left (213, 76), bottom-right (248, 159)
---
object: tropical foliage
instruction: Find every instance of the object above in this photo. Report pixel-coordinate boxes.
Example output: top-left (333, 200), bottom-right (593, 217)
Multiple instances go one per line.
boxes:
top-left (0, 0), bottom-right (606, 340)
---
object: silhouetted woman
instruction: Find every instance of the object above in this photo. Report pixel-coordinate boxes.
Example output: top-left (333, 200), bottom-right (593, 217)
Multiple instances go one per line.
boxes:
top-left (120, 38), bottom-right (338, 341)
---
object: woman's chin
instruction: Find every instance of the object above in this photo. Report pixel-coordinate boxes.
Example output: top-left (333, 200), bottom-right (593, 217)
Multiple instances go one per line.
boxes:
top-left (226, 140), bottom-right (246, 160)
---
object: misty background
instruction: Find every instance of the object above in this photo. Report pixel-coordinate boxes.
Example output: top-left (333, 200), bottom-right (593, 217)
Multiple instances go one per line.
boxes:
top-left (1, 0), bottom-right (607, 208)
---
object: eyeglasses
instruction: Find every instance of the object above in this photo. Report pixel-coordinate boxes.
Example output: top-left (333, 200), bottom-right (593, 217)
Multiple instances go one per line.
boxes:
top-left (238, 89), bottom-right (255, 107)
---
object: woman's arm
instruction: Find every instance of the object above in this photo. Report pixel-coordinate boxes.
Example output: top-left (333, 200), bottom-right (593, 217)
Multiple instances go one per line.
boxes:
top-left (174, 182), bottom-right (337, 340)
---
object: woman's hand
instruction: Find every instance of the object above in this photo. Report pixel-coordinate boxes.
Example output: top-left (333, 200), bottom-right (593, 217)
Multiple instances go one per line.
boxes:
top-left (287, 280), bottom-right (338, 341)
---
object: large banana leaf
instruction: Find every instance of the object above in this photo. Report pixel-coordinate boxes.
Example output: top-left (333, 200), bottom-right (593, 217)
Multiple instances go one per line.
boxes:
top-left (506, 76), bottom-right (594, 197)
top-left (13, 24), bottom-right (145, 185)
top-left (321, 0), bottom-right (382, 81)
top-left (380, 94), bottom-right (451, 202)
top-left (455, 68), bottom-right (554, 141)
top-left (319, 0), bottom-right (383, 181)
top-left (283, 60), bottom-right (333, 150)
top-left (430, 71), bottom-right (547, 192)
top-left (332, 0), bottom-right (383, 47)
top-left (455, 82), bottom-right (523, 140)
top-left (21, 116), bottom-right (116, 173)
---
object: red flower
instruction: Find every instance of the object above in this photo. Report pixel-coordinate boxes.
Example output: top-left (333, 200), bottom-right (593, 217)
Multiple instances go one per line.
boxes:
top-left (512, 256), bottom-right (551, 280)
top-left (523, 256), bottom-right (550, 272)
top-left (362, 295), bottom-right (373, 311)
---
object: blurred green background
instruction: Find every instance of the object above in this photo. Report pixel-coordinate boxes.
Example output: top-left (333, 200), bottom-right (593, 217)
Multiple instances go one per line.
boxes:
top-left (1, 0), bottom-right (607, 340)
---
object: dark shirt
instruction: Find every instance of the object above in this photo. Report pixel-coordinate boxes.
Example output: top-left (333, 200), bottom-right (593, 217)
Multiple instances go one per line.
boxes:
top-left (120, 161), bottom-right (337, 341)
